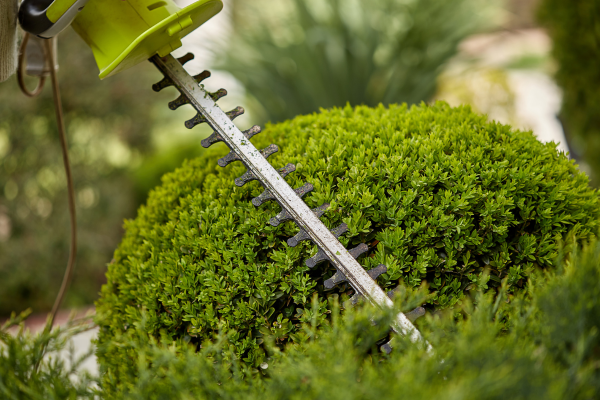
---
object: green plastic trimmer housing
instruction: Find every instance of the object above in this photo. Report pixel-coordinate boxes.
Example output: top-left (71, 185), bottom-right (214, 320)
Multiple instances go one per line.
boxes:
top-left (71, 0), bottom-right (223, 79)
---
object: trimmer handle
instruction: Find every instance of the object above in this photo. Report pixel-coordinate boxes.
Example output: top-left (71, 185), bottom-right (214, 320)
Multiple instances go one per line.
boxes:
top-left (19, 0), bottom-right (89, 38)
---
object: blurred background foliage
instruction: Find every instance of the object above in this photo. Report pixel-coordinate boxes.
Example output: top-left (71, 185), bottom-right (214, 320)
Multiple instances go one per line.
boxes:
top-left (1, 0), bottom-right (599, 319)
top-left (538, 0), bottom-right (600, 186)
top-left (217, 0), bottom-right (502, 123)
top-left (0, 29), bottom-right (193, 316)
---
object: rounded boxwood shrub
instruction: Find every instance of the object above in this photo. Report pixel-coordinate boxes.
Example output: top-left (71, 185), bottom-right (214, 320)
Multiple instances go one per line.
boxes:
top-left (95, 102), bottom-right (599, 392)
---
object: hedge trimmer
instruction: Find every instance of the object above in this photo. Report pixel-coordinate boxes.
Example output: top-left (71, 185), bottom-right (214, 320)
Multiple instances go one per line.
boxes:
top-left (17, 0), bottom-right (429, 351)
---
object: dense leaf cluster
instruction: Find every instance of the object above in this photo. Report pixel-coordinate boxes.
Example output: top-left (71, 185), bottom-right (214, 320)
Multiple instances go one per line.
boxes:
top-left (538, 0), bottom-right (600, 185)
top-left (3, 240), bottom-right (600, 399)
top-left (0, 311), bottom-right (96, 399)
top-left (112, 240), bottom-right (600, 400)
top-left (95, 102), bottom-right (599, 393)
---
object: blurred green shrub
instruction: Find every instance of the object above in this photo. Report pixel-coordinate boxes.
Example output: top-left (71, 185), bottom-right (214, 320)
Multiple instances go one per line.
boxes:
top-left (217, 0), bottom-right (500, 123)
top-left (0, 29), bottom-right (178, 316)
top-left (0, 310), bottom-right (96, 399)
top-left (131, 144), bottom-right (204, 206)
top-left (111, 240), bottom-right (600, 399)
top-left (538, 0), bottom-right (600, 185)
top-left (94, 102), bottom-right (599, 394)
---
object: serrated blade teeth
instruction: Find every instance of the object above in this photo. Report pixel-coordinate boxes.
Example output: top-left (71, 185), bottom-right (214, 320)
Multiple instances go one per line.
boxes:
top-left (287, 229), bottom-right (311, 247)
top-left (269, 210), bottom-right (291, 227)
top-left (149, 54), bottom-right (428, 353)
top-left (218, 151), bottom-right (242, 167)
top-left (324, 263), bottom-right (385, 290)
top-left (252, 189), bottom-right (276, 207)
top-left (350, 292), bottom-right (362, 306)
top-left (294, 182), bottom-right (313, 198)
top-left (278, 163), bottom-right (296, 178)
top-left (226, 106), bottom-right (245, 121)
top-left (405, 307), bottom-right (426, 322)
top-left (306, 249), bottom-right (329, 269)
top-left (210, 89), bottom-right (227, 101)
top-left (380, 308), bottom-right (426, 352)
top-left (243, 125), bottom-right (261, 140)
top-left (371, 264), bottom-right (388, 279)
top-left (367, 264), bottom-right (388, 279)
top-left (304, 223), bottom-right (347, 268)
top-left (253, 182), bottom-right (310, 207)
top-left (193, 70), bottom-right (211, 83)
top-left (386, 286), bottom-right (400, 299)
top-left (152, 77), bottom-right (174, 92)
top-left (235, 170), bottom-right (257, 187)
top-left (383, 288), bottom-right (425, 320)
top-left (348, 243), bottom-right (369, 259)
top-left (331, 223), bottom-right (348, 237)
top-left (185, 113), bottom-right (207, 129)
top-left (177, 53), bottom-right (194, 65)
top-left (324, 271), bottom-right (347, 289)
top-left (312, 203), bottom-right (329, 218)
top-left (236, 161), bottom-right (290, 188)
top-left (270, 201), bottom-right (326, 227)
top-left (260, 144), bottom-right (279, 159)
top-left (168, 94), bottom-right (190, 110)
top-left (224, 145), bottom-right (277, 169)
top-left (381, 340), bottom-right (393, 354)
top-left (201, 131), bottom-right (223, 148)
top-left (351, 286), bottom-right (429, 319)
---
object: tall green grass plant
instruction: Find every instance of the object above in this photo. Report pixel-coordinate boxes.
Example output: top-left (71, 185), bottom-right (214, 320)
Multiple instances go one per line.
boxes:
top-left (218, 0), bottom-right (500, 123)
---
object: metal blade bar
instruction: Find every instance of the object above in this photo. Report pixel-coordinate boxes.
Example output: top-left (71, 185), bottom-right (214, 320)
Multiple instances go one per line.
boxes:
top-left (151, 54), bottom-right (428, 348)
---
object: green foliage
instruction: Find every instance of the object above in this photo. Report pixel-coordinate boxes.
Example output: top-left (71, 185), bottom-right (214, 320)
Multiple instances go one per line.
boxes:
top-left (0, 29), bottom-right (179, 316)
top-left (3, 240), bottom-right (600, 399)
top-left (111, 240), bottom-right (600, 399)
top-left (258, 241), bottom-right (600, 400)
top-left (218, 0), bottom-right (499, 123)
top-left (131, 144), bottom-right (204, 207)
top-left (95, 102), bottom-right (599, 394)
top-left (0, 310), bottom-right (96, 399)
top-left (538, 0), bottom-right (600, 185)
top-left (537, 243), bottom-right (600, 390)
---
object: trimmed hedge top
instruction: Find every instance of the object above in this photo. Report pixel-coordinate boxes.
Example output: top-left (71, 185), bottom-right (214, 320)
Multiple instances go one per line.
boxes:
top-left (96, 102), bottom-right (599, 392)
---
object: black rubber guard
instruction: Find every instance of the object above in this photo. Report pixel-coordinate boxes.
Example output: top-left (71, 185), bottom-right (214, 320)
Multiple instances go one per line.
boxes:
top-left (18, 0), bottom-right (55, 36)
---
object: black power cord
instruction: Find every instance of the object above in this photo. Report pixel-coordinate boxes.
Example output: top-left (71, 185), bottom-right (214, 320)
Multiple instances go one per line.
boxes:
top-left (17, 34), bottom-right (77, 330)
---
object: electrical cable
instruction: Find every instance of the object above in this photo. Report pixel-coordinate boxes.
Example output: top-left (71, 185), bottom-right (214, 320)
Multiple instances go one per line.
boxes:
top-left (43, 37), bottom-right (77, 329)
top-left (16, 33), bottom-right (46, 97)
top-left (17, 34), bottom-right (78, 329)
